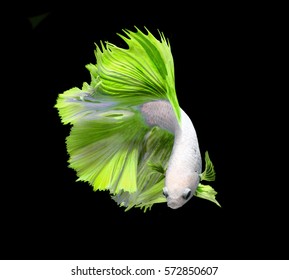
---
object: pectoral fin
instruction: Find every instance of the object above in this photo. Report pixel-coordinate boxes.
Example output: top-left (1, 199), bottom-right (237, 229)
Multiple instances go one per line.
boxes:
top-left (200, 151), bottom-right (216, 181)
top-left (195, 183), bottom-right (221, 207)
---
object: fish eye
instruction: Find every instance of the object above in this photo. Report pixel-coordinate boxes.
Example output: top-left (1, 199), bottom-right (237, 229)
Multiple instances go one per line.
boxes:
top-left (182, 188), bottom-right (191, 200)
top-left (163, 187), bottom-right (169, 198)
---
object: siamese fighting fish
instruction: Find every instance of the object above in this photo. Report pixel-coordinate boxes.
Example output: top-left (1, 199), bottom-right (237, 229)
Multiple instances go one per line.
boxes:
top-left (55, 27), bottom-right (220, 211)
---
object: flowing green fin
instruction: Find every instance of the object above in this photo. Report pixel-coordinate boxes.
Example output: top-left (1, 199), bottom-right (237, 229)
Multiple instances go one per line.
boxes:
top-left (66, 105), bottom-right (149, 194)
top-left (55, 84), bottom-right (174, 207)
top-left (112, 127), bottom-right (174, 211)
top-left (200, 151), bottom-right (216, 181)
top-left (89, 27), bottom-right (181, 123)
top-left (195, 184), bottom-right (221, 207)
top-left (55, 28), bottom-right (180, 211)
top-left (54, 83), bottom-right (123, 125)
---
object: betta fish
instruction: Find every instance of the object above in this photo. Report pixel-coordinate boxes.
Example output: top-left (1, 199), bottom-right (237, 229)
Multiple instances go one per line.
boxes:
top-left (55, 27), bottom-right (220, 211)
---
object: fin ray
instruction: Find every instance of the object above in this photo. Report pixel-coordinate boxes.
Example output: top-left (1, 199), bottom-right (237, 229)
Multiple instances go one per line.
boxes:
top-left (67, 109), bottom-right (148, 193)
top-left (92, 27), bottom-right (181, 122)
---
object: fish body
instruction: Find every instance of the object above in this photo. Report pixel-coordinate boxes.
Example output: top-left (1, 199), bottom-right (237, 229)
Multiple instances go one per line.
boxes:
top-left (140, 100), bottom-right (201, 209)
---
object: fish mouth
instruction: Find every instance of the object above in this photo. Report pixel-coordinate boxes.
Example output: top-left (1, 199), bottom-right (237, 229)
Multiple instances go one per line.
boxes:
top-left (167, 200), bottom-right (181, 209)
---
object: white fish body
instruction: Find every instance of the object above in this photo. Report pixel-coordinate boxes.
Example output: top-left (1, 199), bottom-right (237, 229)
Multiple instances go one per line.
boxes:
top-left (141, 100), bottom-right (201, 209)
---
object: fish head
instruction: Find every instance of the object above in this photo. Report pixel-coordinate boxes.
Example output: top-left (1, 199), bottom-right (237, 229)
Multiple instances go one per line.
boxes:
top-left (163, 170), bottom-right (200, 209)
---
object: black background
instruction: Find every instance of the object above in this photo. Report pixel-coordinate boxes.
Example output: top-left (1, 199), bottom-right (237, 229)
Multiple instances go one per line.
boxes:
top-left (2, 3), bottom-right (287, 260)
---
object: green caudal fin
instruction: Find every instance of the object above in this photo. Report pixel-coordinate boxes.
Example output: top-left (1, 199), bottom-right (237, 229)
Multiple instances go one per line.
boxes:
top-left (56, 84), bottom-right (174, 206)
top-left (55, 28), bottom-right (178, 210)
top-left (67, 109), bottom-right (148, 194)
